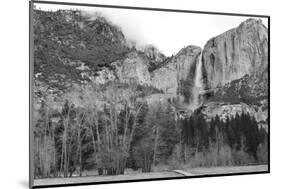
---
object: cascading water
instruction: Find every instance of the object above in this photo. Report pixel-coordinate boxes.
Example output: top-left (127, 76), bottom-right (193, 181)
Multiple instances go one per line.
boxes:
top-left (190, 52), bottom-right (203, 110)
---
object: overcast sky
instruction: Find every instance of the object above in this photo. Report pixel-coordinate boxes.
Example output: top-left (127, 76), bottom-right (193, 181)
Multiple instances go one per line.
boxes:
top-left (35, 3), bottom-right (268, 56)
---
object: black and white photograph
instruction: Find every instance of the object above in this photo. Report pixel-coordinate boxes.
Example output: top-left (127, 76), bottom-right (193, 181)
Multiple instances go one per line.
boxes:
top-left (29, 1), bottom-right (269, 188)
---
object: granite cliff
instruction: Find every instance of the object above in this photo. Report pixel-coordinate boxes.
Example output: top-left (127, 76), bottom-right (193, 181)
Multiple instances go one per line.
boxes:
top-left (198, 19), bottom-right (268, 127)
top-left (202, 19), bottom-right (268, 88)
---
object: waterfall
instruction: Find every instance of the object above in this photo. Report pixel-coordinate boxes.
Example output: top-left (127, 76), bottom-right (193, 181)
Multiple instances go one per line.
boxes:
top-left (190, 52), bottom-right (203, 110)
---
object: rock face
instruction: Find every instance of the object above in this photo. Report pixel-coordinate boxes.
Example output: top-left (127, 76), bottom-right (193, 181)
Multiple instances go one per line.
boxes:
top-left (199, 19), bottom-right (268, 127)
top-left (151, 46), bottom-right (201, 97)
top-left (90, 51), bottom-right (152, 86)
top-left (141, 45), bottom-right (167, 69)
top-left (113, 51), bottom-right (151, 85)
top-left (204, 73), bottom-right (268, 125)
top-left (111, 46), bottom-right (201, 101)
top-left (202, 19), bottom-right (268, 89)
top-left (199, 102), bottom-right (256, 122)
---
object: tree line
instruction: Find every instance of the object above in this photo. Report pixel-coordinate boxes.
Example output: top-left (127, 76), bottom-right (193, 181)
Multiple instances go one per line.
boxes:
top-left (33, 83), bottom-right (268, 178)
top-left (178, 113), bottom-right (268, 167)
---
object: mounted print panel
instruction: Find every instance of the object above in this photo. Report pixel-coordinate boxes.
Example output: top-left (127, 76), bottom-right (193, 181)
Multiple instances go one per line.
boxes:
top-left (29, 1), bottom-right (269, 188)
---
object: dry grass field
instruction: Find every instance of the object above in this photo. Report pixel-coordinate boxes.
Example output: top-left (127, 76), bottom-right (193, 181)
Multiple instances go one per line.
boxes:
top-left (34, 165), bottom-right (268, 187)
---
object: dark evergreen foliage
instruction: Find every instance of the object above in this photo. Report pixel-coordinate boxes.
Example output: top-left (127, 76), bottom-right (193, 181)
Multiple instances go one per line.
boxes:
top-left (181, 112), bottom-right (267, 163)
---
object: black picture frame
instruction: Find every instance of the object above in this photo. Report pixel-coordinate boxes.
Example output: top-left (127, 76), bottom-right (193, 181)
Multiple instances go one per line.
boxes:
top-left (29, 0), bottom-right (270, 188)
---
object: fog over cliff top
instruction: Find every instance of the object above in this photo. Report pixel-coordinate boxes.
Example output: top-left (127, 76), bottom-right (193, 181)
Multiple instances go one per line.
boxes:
top-left (35, 3), bottom-right (268, 56)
